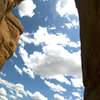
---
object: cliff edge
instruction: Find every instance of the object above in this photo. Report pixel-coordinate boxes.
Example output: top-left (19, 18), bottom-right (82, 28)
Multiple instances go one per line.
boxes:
top-left (0, 0), bottom-right (23, 70)
top-left (75, 0), bottom-right (100, 99)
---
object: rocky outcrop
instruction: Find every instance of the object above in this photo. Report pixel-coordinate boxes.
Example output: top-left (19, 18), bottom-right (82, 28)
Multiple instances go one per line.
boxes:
top-left (0, 0), bottom-right (23, 70)
top-left (75, 0), bottom-right (100, 99)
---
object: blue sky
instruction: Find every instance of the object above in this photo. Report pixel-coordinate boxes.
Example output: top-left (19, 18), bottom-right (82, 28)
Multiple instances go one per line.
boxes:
top-left (0, 0), bottom-right (84, 100)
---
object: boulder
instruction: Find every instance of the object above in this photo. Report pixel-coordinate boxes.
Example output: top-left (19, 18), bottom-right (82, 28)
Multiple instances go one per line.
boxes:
top-left (0, 0), bottom-right (23, 70)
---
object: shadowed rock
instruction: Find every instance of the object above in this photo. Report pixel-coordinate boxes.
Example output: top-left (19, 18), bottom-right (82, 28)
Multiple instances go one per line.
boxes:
top-left (75, 0), bottom-right (100, 99)
top-left (0, 0), bottom-right (24, 70)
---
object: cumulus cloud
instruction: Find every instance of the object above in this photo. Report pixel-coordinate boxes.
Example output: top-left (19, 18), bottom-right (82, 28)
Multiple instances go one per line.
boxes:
top-left (14, 65), bottom-right (23, 75)
top-left (54, 94), bottom-right (65, 100)
top-left (56, 0), bottom-right (79, 30)
top-left (19, 26), bottom-right (82, 80)
top-left (19, 26), bottom-right (80, 48)
top-left (44, 80), bottom-right (66, 92)
top-left (18, 0), bottom-right (36, 17)
top-left (19, 44), bottom-right (81, 78)
top-left (56, 0), bottom-right (78, 17)
top-left (18, 26), bottom-right (82, 95)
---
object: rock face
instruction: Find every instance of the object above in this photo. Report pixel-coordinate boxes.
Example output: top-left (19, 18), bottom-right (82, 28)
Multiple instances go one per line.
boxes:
top-left (75, 0), bottom-right (100, 99)
top-left (0, 0), bottom-right (23, 70)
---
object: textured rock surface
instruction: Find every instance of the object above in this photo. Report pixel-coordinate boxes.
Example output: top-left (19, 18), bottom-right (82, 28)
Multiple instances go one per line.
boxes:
top-left (0, 0), bottom-right (23, 70)
top-left (75, 0), bottom-right (100, 99)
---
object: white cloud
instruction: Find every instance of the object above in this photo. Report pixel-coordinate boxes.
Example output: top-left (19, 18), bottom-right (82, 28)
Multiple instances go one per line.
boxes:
top-left (44, 80), bottom-right (66, 92)
top-left (26, 91), bottom-right (33, 97)
top-left (19, 27), bottom-right (80, 48)
top-left (0, 78), bottom-right (43, 100)
top-left (18, 0), bottom-right (36, 17)
top-left (23, 67), bottom-right (35, 79)
top-left (9, 90), bottom-right (14, 95)
top-left (0, 78), bottom-right (27, 99)
top-left (19, 26), bottom-right (82, 80)
top-left (14, 65), bottom-right (23, 75)
top-left (19, 44), bottom-right (82, 79)
top-left (68, 41), bottom-right (80, 48)
top-left (56, 0), bottom-right (78, 17)
top-left (0, 88), bottom-right (7, 100)
top-left (33, 27), bottom-right (80, 48)
top-left (71, 78), bottom-right (83, 87)
top-left (29, 91), bottom-right (48, 100)
top-left (19, 32), bottom-right (34, 45)
top-left (47, 75), bottom-right (71, 85)
top-left (54, 94), bottom-right (65, 100)
top-left (0, 96), bottom-right (8, 100)
top-left (0, 72), bottom-right (6, 77)
top-left (48, 27), bottom-right (56, 30)
top-left (0, 78), bottom-right (49, 100)
top-left (16, 92), bottom-right (23, 98)
top-left (0, 88), bottom-right (7, 96)
top-left (33, 27), bottom-right (70, 46)
top-left (9, 95), bottom-right (16, 100)
top-left (72, 92), bottom-right (83, 100)
top-left (42, 0), bottom-right (48, 1)
top-left (65, 20), bottom-right (79, 29)
top-left (13, 53), bottom-right (18, 58)
top-left (72, 92), bottom-right (80, 97)
top-left (19, 26), bottom-right (82, 89)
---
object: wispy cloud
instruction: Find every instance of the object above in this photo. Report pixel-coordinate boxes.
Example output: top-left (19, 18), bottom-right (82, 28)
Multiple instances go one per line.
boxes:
top-left (23, 67), bottom-right (35, 79)
top-left (0, 78), bottom-right (48, 100)
top-left (0, 78), bottom-right (27, 99)
top-left (44, 80), bottom-right (66, 92)
top-left (46, 75), bottom-right (71, 85)
top-left (14, 65), bottom-right (23, 75)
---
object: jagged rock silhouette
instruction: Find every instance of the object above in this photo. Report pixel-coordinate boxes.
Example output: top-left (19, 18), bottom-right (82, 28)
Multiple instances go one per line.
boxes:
top-left (75, 0), bottom-right (100, 99)
top-left (0, 0), bottom-right (23, 70)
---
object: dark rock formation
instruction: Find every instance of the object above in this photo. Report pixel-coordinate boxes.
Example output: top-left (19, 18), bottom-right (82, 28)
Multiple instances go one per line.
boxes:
top-left (0, 0), bottom-right (24, 70)
top-left (75, 0), bottom-right (100, 99)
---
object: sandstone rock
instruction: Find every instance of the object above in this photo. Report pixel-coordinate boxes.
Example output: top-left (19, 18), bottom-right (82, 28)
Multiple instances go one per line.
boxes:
top-left (75, 0), bottom-right (100, 99)
top-left (0, 0), bottom-right (23, 70)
